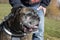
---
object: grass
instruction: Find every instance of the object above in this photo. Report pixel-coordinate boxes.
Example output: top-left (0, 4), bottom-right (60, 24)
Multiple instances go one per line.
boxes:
top-left (45, 18), bottom-right (60, 40)
top-left (0, 4), bottom-right (60, 40)
top-left (0, 4), bottom-right (11, 22)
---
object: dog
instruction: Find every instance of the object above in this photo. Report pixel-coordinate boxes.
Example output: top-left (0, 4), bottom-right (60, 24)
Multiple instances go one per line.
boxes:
top-left (0, 6), bottom-right (40, 40)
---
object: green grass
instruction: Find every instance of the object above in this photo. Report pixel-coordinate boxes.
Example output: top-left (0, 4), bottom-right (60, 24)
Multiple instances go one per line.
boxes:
top-left (0, 4), bottom-right (11, 22)
top-left (45, 18), bottom-right (60, 40)
top-left (0, 4), bottom-right (60, 40)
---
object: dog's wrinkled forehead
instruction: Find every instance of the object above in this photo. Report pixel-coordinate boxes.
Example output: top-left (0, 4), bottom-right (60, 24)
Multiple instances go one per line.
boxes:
top-left (19, 7), bottom-right (39, 19)
top-left (19, 7), bottom-right (35, 14)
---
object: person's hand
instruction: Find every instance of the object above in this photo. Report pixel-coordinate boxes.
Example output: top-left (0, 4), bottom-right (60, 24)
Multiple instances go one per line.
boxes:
top-left (37, 6), bottom-right (46, 15)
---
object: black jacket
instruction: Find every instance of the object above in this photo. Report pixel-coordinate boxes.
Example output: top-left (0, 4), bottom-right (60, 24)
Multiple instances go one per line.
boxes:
top-left (9, 0), bottom-right (51, 8)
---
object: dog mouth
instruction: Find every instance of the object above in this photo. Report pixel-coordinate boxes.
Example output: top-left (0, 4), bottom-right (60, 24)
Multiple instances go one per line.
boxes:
top-left (23, 25), bottom-right (38, 32)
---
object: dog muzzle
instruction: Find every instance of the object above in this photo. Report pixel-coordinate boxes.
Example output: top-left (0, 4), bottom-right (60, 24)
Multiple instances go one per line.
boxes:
top-left (21, 11), bottom-right (40, 33)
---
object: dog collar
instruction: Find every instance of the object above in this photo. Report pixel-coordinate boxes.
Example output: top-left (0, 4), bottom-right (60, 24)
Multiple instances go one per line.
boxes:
top-left (3, 26), bottom-right (12, 36)
top-left (3, 26), bottom-right (27, 37)
top-left (3, 26), bottom-right (27, 40)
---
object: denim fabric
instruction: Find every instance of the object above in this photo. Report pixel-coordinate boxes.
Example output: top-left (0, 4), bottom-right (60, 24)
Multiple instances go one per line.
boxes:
top-left (30, 4), bottom-right (44, 40)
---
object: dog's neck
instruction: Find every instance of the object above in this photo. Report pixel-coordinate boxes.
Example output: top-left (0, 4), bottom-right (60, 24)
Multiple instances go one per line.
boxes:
top-left (3, 26), bottom-right (12, 35)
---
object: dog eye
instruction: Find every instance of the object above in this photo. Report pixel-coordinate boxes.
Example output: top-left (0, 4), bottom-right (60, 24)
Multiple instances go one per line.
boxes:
top-left (36, 24), bottom-right (39, 26)
top-left (29, 22), bottom-right (32, 24)
top-left (27, 13), bottom-right (32, 16)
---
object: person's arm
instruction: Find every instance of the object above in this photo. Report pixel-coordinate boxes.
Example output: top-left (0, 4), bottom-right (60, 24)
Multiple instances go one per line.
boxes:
top-left (37, 0), bottom-right (51, 15)
top-left (40, 0), bottom-right (51, 8)
top-left (9, 0), bottom-right (22, 7)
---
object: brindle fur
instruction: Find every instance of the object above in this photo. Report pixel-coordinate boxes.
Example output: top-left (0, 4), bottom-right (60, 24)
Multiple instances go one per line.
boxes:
top-left (0, 7), bottom-right (40, 40)
top-left (0, 31), bottom-right (32, 40)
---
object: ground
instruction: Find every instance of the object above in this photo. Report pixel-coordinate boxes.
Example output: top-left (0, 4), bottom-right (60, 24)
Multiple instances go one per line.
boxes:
top-left (0, 4), bottom-right (60, 40)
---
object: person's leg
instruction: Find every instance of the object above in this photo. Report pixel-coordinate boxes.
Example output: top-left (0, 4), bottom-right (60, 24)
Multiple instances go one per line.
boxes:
top-left (30, 5), bottom-right (44, 40)
top-left (32, 10), bottom-right (44, 40)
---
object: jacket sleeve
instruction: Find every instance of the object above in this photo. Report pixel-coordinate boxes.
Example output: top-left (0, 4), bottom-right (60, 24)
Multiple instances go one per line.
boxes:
top-left (40, 0), bottom-right (51, 7)
top-left (9, 0), bottom-right (22, 7)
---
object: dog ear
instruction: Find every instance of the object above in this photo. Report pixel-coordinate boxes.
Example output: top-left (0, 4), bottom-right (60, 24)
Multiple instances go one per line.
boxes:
top-left (11, 6), bottom-right (23, 14)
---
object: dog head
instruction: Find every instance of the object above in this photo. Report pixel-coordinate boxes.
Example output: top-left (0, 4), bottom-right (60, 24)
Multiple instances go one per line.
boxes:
top-left (4, 7), bottom-right (40, 36)
top-left (19, 7), bottom-right (40, 32)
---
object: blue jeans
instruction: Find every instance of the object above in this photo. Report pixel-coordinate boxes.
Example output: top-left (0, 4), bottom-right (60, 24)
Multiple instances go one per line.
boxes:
top-left (30, 4), bottom-right (44, 40)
